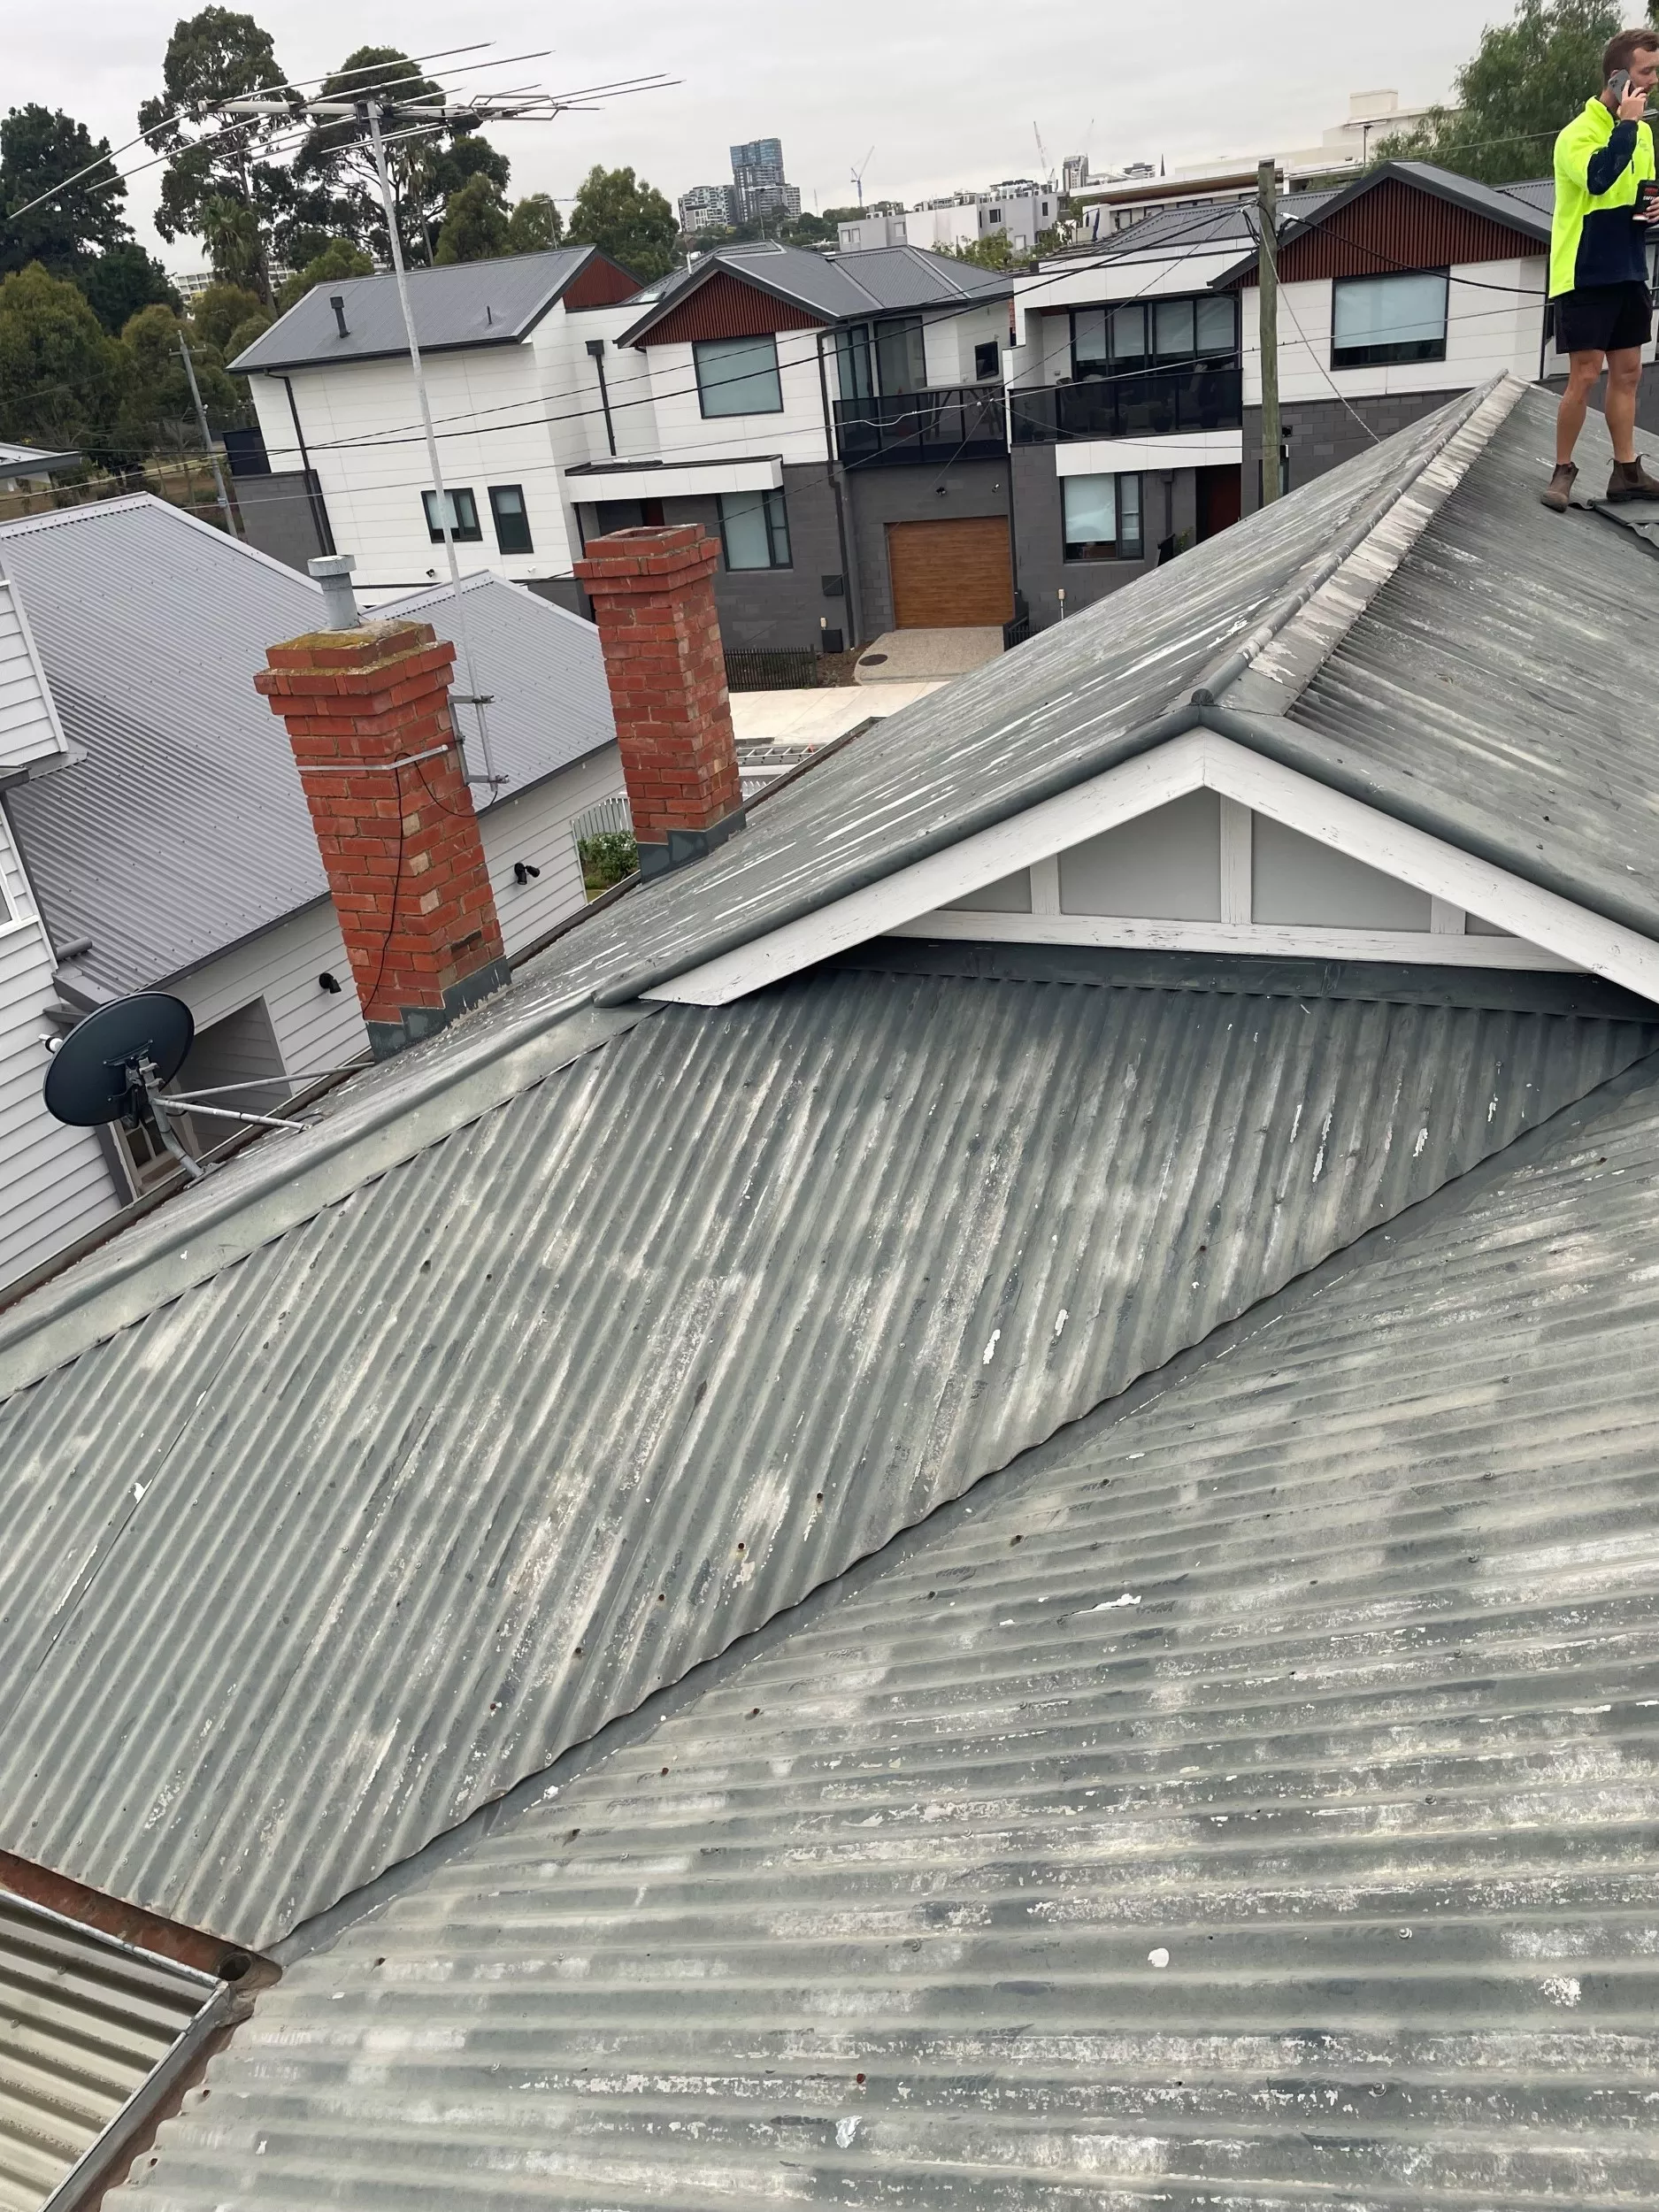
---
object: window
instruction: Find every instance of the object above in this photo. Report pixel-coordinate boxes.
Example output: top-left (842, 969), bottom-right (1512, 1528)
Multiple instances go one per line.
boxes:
top-left (974, 338), bottom-right (1001, 380)
top-left (835, 323), bottom-right (872, 403)
top-left (1062, 472), bottom-right (1142, 561)
top-left (1331, 271), bottom-right (1448, 367)
top-left (988, 207), bottom-right (1002, 225)
top-left (422, 487), bottom-right (481, 542)
top-left (874, 316), bottom-right (927, 395)
top-left (718, 486), bottom-right (792, 569)
top-left (1071, 296), bottom-right (1233, 380)
top-left (488, 484), bottom-right (533, 554)
top-left (590, 497), bottom-right (664, 537)
top-left (695, 334), bottom-right (783, 416)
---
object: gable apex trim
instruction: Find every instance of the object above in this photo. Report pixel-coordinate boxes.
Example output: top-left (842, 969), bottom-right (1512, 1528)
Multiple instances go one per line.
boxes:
top-left (641, 728), bottom-right (1659, 1009)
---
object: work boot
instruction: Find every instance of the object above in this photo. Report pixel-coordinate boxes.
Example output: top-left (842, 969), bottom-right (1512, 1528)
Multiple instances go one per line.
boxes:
top-left (1606, 455), bottom-right (1659, 501)
top-left (1540, 461), bottom-right (1578, 511)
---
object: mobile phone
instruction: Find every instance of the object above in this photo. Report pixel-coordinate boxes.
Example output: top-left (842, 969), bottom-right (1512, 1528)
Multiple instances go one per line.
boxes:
top-left (1639, 178), bottom-right (1659, 219)
top-left (1610, 67), bottom-right (1632, 104)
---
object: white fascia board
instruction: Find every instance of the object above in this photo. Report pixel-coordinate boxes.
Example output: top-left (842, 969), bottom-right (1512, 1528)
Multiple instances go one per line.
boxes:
top-left (1054, 430), bottom-right (1244, 475)
top-left (565, 457), bottom-right (783, 500)
top-left (644, 730), bottom-right (1659, 1007)
top-left (887, 911), bottom-right (1578, 969)
top-left (0, 576), bottom-right (73, 774)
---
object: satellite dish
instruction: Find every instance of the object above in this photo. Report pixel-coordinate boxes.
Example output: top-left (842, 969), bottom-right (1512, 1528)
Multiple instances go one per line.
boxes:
top-left (44, 994), bottom-right (195, 1127)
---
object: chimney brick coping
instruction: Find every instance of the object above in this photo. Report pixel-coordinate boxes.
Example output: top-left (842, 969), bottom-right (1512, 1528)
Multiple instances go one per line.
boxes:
top-left (574, 525), bottom-right (721, 589)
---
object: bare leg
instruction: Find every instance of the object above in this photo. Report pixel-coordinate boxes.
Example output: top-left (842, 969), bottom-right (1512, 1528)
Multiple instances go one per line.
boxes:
top-left (1557, 349), bottom-right (1607, 464)
top-left (1605, 346), bottom-right (1644, 461)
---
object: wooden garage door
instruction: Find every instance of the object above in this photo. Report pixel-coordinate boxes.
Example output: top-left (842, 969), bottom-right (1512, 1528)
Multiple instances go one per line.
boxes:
top-left (887, 517), bottom-right (1014, 628)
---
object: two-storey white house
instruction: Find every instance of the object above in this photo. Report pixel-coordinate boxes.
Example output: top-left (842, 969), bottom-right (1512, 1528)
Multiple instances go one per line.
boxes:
top-left (228, 245), bottom-right (642, 610)
top-left (999, 161), bottom-right (1572, 626)
top-left (0, 494), bottom-right (626, 1300)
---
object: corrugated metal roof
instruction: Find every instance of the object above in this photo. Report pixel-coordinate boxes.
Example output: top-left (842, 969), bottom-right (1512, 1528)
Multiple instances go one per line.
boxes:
top-left (228, 248), bottom-right (603, 373)
top-left (1285, 389), bottom-right (1659, 938)
top-left (0, 500), bottom-right (612, 994)
top-left (112, 1050), bottom-right (1659, 2210)
top-left (621, 242), bottom-right (1010, 343)
top-left (0, 447), bottom-right (80, 484)
top-left (0, 1891), bottom-right (213, 2212)
top-left (0, 969), bottom-right (1647, 1950)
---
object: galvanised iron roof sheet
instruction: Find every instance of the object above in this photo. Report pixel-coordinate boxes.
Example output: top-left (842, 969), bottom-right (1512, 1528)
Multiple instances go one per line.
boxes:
top-left (0, 967), bottom-right (1647, 1950)
top-left (1286, 394), bottom-right (1659, 939)
top-left (0, 1890), bottom-right (212, 2212)
top-left (620, 242), bottom-right (1010, 344)
top-left (0, 500), bottom-right (613, 995)
top-left (115, 1055), bottom-right (1659, 2210)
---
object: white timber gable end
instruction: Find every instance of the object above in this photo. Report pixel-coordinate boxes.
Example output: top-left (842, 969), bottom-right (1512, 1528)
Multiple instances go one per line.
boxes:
top-left (0, 578), bottom-right (72, 777)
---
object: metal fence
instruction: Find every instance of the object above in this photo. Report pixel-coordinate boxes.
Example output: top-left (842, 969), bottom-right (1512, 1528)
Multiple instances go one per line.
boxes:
top-left (725, 648), bottom-right (822, 692)
top-left (833, 386), bottom-right (1008, 468)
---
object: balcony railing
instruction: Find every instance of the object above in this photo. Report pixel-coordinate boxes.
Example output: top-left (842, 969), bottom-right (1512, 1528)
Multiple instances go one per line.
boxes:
top-left (833, 386), bottom-right (1007, 467)
top-left (1010, 364), bottom-right (1242, 445)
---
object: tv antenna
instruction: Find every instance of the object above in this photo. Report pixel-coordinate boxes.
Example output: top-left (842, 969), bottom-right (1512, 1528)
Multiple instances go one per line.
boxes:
top-left (42, 995), bottom-right (308, 1184)
top-left (225, 61), bottom-right (676, 806)
top-left (850, 146), bottom-right (874, 208)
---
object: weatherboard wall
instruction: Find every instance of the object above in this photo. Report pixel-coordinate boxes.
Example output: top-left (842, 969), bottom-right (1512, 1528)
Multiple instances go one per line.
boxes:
top-left (0, 804), bottom-right (117, 1295)
top-left (0, 970), bottom-right (1649, 1948)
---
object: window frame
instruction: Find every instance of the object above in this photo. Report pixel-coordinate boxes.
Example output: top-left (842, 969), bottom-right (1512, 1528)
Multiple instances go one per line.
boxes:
top-left (718, 485), bottom-right (793, 571)
top-left (694, 334), bottom-right (784, 418)
top-left (1061, 471), bottom-right (1143, 563)
top-left (488, 484), bottom-right (534, 555)
top-left (1329, 269), bottom-right (1449, 369)
top-left (1070, 293), bottom-right (1235, 380)
top-left (973, 337), bottom-right (1001, 381)
top-left (422, 487), bottom-right (482, 543)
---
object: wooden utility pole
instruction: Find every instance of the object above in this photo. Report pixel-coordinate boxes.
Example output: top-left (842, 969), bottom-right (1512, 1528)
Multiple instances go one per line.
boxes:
top-left (1256, 157), bottom-right (1281, 507)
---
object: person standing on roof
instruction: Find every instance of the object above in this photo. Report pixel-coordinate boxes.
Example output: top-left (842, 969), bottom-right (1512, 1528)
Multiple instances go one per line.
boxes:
top-left (1543, 27), bottom-right (1659, 510)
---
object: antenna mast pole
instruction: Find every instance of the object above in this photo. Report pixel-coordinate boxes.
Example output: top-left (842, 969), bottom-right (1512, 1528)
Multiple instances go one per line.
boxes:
top-left (363, 98), bottom-right (503, 797)
top-left (178, 334), bottom-right (240, 537)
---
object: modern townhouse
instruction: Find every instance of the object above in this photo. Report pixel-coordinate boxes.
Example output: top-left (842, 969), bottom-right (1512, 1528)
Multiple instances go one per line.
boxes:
top-left (1000, 159), bottom-right (1583, 628)
top-left (228, 244), bottom-right (641, 606)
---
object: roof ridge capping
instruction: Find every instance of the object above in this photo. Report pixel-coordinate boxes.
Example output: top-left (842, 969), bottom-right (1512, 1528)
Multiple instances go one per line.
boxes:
top-left (589, 376), bottom-right (1519, 1009)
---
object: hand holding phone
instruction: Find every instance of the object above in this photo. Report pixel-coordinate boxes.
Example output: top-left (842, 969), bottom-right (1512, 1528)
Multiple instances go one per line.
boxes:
top-left (1611, 68), bottom-right (1651, 121)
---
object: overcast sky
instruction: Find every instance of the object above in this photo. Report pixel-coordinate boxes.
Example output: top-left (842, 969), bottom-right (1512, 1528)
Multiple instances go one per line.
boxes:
top-left (14, 0), bottom-right (1502, 270)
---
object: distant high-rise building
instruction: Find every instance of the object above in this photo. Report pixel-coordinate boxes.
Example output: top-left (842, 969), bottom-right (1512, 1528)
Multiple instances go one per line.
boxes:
top-left (679, 183), bottom-right (735, 235)
top-left (729, 137), bottom-right (800, 227)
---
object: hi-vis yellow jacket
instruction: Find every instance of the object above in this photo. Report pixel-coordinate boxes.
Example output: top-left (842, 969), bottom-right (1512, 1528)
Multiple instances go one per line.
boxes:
top-left (1551, 96), bottom-right (1655, 296)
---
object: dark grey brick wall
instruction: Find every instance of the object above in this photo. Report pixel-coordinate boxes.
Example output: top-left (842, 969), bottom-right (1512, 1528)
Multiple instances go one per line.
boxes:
top-left (1240, 388), bottom-right (1467, 515)
top-left (234, 471), bottom-right (330, 572)
top-left (1010, 447), bottom-right (1191, 629)
top-left (845, 459), bottom-right (1013, 637)
top-left (572, 467), bottom-right (847, 652)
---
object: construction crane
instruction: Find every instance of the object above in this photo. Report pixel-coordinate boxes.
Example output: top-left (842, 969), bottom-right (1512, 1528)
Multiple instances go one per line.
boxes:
top-left (1033, 121), bottom-right (1054, 187)
top-left (850, 146), bottom-right (874, 207)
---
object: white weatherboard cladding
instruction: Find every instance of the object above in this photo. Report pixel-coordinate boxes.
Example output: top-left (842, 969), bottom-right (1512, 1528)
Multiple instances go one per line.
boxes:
top-left (0, 807), bottom-right (118, 1293)
top-left (0, 580), bottom-right (68, 776)
top-left (556, 308), bottom-right (662, 465)
top-left (644, 330), bottom-right (831, 467)
top-left (257, 346), bottom-right (577, 599)
top-left (480, 743), bottom-right (626, 951)
top-left (1240, 254), bottom-right (1550, 404)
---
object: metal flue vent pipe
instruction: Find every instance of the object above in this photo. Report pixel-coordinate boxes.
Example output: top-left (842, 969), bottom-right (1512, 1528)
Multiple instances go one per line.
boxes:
top-left (308, 554), bottom-right (360, 631)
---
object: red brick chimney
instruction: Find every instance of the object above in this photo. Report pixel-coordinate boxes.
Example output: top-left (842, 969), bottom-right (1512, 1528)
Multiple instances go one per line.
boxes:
top-left (256, 619), bottom-right (509, 1059)
top-left (573, 524), bottom-right (745, 879)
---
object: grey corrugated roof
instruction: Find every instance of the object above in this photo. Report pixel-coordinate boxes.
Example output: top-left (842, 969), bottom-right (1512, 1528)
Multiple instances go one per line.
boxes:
top-left (0, 499), bottom-right (613, 994)
top-left (1051, 189), bottom-right (1337, 267)
top-left (0, 968), bottom-right (1640, 1949)
top-left (1283, 391), bottom-right (1659, 939)
top-left (115, 1049), bottom-right (1659, 2209)
top-left (0, 1889), bottom-right (214, 2211)
top-left (228, 247), bottom-right (611, 373)
top-left (620, 241), bottom-right (1010, 342)
top-left (0, 442), bottom-right (80, 482)
top-left (1499, 174), bottom-right (1555, 216)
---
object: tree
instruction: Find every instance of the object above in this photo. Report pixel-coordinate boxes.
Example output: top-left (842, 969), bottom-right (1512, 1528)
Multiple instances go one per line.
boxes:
top-left (115, 299), bottom-right (243, 442)
top-left (0, 105), bottom-right (134, 278)
top-left (80, 243), bottom-right (179, 334)
top-left (1375, 0), bottom-right (1620, 184)
top-left (140, 8), bottom-right (297, 303)
top-left (274, 234), bottom-right (373, 311)
top-left (188, 279), bottom-right (265, 353)
top-left (0, 263), bottom-right (123, 461)
top-left (506, 193), bottom-right (564, 252)
top-left (434, 174), bottom-right (511, 264)
top-left (566, 165), bottom-right (675, 280)
top-left (292, 49), bottom-right (508, 265)
top-left (951, 232), bottom-right (1018, 270)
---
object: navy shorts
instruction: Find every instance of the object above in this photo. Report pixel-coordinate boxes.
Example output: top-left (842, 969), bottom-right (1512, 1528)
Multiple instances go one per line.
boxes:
top-left (1554, 280), bottom-right (1654, 357)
